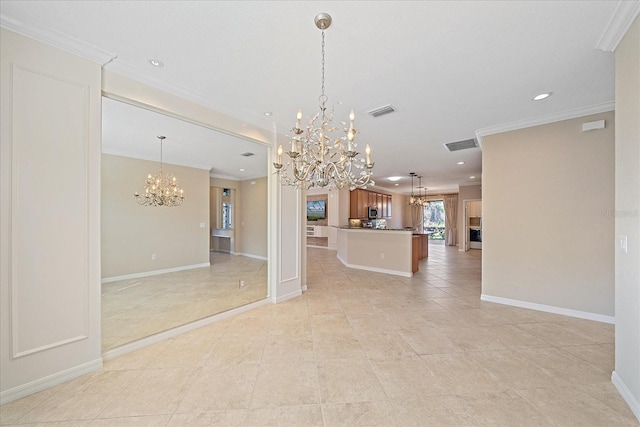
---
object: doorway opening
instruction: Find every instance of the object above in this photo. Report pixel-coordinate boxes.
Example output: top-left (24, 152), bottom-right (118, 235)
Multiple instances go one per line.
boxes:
top-left (423, 200), bottom-right (445, 240)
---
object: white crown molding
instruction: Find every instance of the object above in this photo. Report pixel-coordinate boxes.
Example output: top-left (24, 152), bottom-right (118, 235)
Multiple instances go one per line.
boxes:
top-left (596, 0), bottom-right (640, 52)
top-left (0, 15), bottom-right (116, 65)
top-left (475, 101), bottom-right (615, 147)
top-left (101, 147), bottom-right (213, 171)
top-left (105, 60), bottom-right (221, 112)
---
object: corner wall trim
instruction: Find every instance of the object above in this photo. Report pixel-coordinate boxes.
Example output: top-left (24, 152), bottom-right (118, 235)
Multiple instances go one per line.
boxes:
top-left (612, 371), bottom-right (640, 422)
top-left (101, 262), bottom-right (210, 284)
top-left (0, 358), bottom-right (103, 405)
top-left (480, 294), bottom-right (615, 324)
top-left (336, 255), bottom-right (413, 278)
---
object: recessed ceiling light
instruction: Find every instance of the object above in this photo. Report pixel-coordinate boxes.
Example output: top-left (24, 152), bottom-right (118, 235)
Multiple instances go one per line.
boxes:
top-left (532, 92), bottom-right (552, 101)
top-left (457, 161), bottom-right (465, 165)
top-left (387, 176), bottom-right (402, 181)
top-left (264, 112), bottom-right (273, 116)
top-left (240, 168), bottom-right (245, 172)
top-left (394, 183), bottom-right (399, 186)
top-left (470, 176), bottom-right (476, 179)
top-left (148, 58), bottom-right (164, 68)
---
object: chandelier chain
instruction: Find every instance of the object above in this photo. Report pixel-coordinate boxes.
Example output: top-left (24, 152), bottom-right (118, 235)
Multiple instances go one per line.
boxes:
top-left (134, 135), bottom-right (184, 207)
top-left (320, 27), bottom-right (326, 112)
top-left (272, 13), bottom-right (375, 190)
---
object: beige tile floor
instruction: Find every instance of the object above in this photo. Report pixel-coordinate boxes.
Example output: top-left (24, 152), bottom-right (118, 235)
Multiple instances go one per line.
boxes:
top-left (2, 244), bottom-right (638, 426)
top-left (102, 252), bottom-right (267, 350)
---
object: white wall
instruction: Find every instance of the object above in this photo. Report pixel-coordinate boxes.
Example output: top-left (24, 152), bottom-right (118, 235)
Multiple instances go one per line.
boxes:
top-left (238, 177), bottom-right (268, 258)
top-left (482, 111), bottom-right (615, 320)
top-left (0, 29), bottom-right (301, 403)
top-left (102, 154), bottom-right (210, 278)
top-left (1, 29), bottom-right (102, 402)
top-left (613, 14), bottom-right (640, 421)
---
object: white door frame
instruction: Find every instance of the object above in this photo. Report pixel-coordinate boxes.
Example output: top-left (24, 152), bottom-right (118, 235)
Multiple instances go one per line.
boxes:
top-left (462, 198), bottom-right (481, 252)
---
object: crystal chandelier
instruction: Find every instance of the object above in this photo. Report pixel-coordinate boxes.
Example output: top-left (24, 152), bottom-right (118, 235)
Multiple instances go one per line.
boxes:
top-left (409, 173), bottom-right (428, 207)
top-left (134, 136), bottom-right (184, 207)
top-left (273, 13), bottom-right (375, 190)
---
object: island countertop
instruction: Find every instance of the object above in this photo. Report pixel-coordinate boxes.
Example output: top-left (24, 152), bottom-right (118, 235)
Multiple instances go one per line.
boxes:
top-left (336, 227), bottom-right (414, 277)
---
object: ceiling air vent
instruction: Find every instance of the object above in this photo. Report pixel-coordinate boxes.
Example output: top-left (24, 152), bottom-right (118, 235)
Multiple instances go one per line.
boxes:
top-left (443, 138), bottom-right (478, 152)
top-left (367, 104), bottom-right (396, 118)
top-left (240, 152), bottom-right (254, 157)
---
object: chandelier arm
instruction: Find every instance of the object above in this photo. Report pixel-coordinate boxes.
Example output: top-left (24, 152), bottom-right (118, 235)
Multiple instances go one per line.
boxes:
top-left (134, 136), bottom-right (184, 207)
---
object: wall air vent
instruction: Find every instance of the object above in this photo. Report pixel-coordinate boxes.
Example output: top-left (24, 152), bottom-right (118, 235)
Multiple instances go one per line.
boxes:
top-left (367, 104), bottom-right (396, 118)
top-left (443, 138), bottom-right (478, 152)
top-left (240, 152), bottom-right (254, 157)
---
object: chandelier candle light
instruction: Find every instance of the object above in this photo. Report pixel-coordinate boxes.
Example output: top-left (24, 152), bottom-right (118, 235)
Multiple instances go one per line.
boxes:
top-left (134, 136), bottom-right (185, 207)
top-left (409, 173), bottom-right (428, 207)
top-left (273, 13), bottom-right (375, 190)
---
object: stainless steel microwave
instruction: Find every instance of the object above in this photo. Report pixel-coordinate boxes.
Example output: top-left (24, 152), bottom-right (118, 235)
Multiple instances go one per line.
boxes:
top-left (368, 206), bottom-right (378, 219)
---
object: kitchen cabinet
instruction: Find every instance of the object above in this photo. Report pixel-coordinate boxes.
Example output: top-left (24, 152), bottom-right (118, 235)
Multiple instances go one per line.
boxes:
top-left (468, 201), bottom-right (482, 217)
top-left (349, 189), bottom-right (393, 219)
top-left (382, 195), bottom-right (388, 218)
top-left (412, 236), bottom-right (420, 273)
top-left (306, 225), bottom-right (328, 237)
top-left (350, 189), bottom-right (369, 219)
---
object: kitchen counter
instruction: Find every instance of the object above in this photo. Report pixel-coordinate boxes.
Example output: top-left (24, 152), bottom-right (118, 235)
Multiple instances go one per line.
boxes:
top-left (336, 228), bottom-right (414, 277)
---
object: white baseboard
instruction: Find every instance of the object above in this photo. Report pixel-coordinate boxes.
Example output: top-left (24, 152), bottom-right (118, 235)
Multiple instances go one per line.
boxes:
top-left (0, 358), bottom-right (103, 405)
top-left (101, 262), bottom-right (210, 284)
top-left (272, 289), bottom-right (303, 304)
top-left (336, 254), bottom-right (413, 278)
top-left (301, 284), bottom-right (308, 292)
top-left (102, 298), bottom-right (271, 361)
top-left (612, 371), bottom-right (640, 422)
top-left (480, 294), bottom-right (615, 324)
top-left (234, 252), bottom-right (268, 261)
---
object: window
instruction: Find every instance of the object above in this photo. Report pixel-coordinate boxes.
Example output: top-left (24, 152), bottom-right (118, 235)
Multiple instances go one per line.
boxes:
top-left (222, 202), bottom-right (232, 229)
top-left (423, 200), bottom-right (445, 240)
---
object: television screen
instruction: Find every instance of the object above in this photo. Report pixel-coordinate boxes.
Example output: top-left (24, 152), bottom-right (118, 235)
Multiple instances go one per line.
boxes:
top-left (307, 200), bottom-right (326, 221)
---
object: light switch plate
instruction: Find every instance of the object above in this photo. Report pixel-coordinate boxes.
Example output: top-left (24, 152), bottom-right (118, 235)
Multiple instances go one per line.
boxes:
top-left (618, 235), bottom-right (628, 254)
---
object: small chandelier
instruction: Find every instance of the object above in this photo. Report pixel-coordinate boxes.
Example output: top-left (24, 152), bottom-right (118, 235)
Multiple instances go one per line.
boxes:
top-left (134, 136), bottom-right (184, 207)
top-left (409, 173), bottom-right (428, 207)
top-left (273, 13), bottom-right (375, 190)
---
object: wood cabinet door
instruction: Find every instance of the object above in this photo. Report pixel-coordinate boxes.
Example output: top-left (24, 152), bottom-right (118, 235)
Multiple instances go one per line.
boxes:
top-left (350, 190), bottom-right (358, 218)
top-left (359, 190), bottom-right (369, 218)
top-left (382, 194), bottom-right (388, 218)
top-left (368, 191), bottom-right (376, 209)
top-left (387, 195), bottom-right (392, 218)
top-left (350, 189), bottom-right (369, 219)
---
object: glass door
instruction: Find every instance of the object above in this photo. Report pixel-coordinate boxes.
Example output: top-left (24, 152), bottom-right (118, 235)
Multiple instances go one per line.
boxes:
top-left (423, 200), bottom-right (445, 240)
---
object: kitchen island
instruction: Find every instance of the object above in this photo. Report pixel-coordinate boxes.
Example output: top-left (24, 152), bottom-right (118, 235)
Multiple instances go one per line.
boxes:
top-left (336, 227), bottom-right (428, 277)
